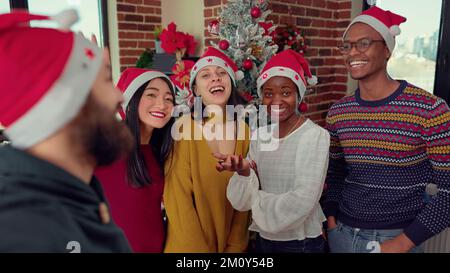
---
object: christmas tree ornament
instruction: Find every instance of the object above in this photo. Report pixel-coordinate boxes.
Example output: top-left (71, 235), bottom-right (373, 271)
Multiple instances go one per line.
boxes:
top-left (240, 91), bottom-right (254, 102)
top-left (243, 59), bottom-right (253, 70)
top-left (208, 19), bottom-right (220, 35)
top-left (250, 44), bottom-right (263, 59)
top-left (298, 102), bottom-right (308, 113)
top-left (251, 7), bottom-right (262, 18)
top-left (218, 39), bottom-right (230, 50)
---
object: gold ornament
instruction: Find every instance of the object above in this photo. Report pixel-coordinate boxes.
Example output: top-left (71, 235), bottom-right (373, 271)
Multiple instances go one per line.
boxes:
top-left (251, 44), bottom-right (263, 59)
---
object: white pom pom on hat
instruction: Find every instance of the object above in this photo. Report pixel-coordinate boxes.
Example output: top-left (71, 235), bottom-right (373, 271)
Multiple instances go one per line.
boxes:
top-left (50, 9), bottom-right (79, 30)
top-left (235, 70), bottom-right (245, 81)
top-left (389, 25), bottom-right (401, 36)
top-left (307, 75), bottom-right (318, 86)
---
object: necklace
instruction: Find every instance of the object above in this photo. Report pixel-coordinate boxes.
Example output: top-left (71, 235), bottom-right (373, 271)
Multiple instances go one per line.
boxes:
top-left (278, 116), bottom-right (304, 142)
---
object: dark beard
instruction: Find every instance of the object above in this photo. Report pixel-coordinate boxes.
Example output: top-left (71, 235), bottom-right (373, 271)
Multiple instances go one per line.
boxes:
top-left (73, 95), bottom-right (134, 167)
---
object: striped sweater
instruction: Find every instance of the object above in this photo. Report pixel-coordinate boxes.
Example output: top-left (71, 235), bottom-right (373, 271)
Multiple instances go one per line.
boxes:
top-left (324, 80), bottom-right (450, 246)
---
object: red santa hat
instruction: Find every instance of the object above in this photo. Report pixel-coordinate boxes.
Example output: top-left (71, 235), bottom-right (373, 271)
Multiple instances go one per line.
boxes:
top-left (257, 49), bottom-right (317, 100)
top-left (343, 6), bottom-right (407, 52)
top-left (0, 9), bottom-right (102, 149)
top-left (116, 68), bottom-right (175, 118)
top-left (189, 47), bottom-right (244, 90)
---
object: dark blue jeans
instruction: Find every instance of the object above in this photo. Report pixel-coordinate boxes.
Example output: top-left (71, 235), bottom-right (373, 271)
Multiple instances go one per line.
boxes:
top-left (255, 233), bottom-right (325, 253)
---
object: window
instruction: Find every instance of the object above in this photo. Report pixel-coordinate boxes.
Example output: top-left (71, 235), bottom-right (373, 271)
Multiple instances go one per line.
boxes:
top-left (0, 1), bottom-right (10, 13)
top-left (28, 0), bottom-right (105, 45)
top-left (2, 0), bottom-right (108, 47)
top-left (364, 0), bottom-right (450, 103)
top-left (376, 0), bottom-right (442, 93)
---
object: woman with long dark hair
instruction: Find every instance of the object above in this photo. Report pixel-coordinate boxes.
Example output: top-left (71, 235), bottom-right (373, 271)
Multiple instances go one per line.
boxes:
top-left (163, 47), bottom-right (250, 253)
top-left (95, 68), bottom-right (176, 252)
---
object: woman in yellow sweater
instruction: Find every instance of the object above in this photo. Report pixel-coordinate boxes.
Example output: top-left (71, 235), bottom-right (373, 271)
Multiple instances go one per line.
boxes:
top-left (163, 47), bottom-right (250, 252)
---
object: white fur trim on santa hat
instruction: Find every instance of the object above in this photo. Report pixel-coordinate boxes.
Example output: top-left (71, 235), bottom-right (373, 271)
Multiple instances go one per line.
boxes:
top-left (122, 71), bottom-right (174, 111)
top-left (51, 9), bottom-right (79, 31)
top-left (307, 75), bottom-right (318, 86)
top-left (4, 34), bottom-right (102, 149)
top-left (343, 14), bottom-right (396, 52)
top-left (189, 56), bottom-right (237, 90)
top-left (257, 66), bottom-right (307, 99)
top-left (389, 25), bottom-right (401, 36)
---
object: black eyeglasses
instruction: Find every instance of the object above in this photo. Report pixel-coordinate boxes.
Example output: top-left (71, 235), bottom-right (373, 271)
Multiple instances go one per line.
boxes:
top-left (337, 38), bottom-right (385, 54)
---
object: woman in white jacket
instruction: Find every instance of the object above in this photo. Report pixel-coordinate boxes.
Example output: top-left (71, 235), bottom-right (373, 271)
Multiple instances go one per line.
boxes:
top-left (214, 50), bottom-right (330, 253)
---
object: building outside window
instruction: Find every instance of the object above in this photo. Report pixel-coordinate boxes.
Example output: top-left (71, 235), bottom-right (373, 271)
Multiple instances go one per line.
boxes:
top-left (376, 0), bottom-right (443, 93)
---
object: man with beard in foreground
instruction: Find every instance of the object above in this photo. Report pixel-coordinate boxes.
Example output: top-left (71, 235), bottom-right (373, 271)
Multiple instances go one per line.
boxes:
top-left (0, 10), bottom-right (134, 252)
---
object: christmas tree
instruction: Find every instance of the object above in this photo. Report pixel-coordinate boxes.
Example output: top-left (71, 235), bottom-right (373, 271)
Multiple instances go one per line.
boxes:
top-left (210, 0), bottom-right (278, 105)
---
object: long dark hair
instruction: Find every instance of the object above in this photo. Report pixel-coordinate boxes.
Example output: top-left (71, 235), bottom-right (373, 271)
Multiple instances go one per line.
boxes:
top-left (124, 77), bottom-right (175, 187)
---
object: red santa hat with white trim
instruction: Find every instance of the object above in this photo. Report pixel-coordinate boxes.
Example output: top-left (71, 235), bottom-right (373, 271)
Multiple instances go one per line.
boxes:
top-left (257, 49), bottom-right (317, 100)
top-left (189, 47), bottom-right (244, 91)
top-left (116, 68), bottom-right (175, 119)
top-left (343, 4), bottom-right (407, 52)
top-left (0, 9), bottom-right (102, 149)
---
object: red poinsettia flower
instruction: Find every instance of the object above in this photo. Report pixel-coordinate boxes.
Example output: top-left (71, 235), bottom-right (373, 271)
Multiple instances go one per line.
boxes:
top-left (167, 22), bottom-right (177, 32)
top-left (160, 22), bottom-right (186, 54)
top-left (160, 22), bottom-right (198, 56)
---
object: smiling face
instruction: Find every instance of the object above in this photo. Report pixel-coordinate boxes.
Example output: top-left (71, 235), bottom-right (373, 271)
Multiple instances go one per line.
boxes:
top-left (343, 23), bottom-right (390, 80)
top-left (193, 65), bottom-right (232, 108)
top-left (137, 78), bottom-right (174, 130)
top-left (261, 76), bottom-right (299, 123)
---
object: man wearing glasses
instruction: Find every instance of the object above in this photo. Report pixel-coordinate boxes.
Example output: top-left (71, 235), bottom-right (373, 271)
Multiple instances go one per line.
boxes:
top-left (324, 6), bottom-right (450, 253)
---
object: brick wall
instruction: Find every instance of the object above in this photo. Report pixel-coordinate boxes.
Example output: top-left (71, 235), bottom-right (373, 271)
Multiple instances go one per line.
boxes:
top-left (116, 0), bottom-right (162, 72)
top-left (203, 0), bottom-right (352, 126)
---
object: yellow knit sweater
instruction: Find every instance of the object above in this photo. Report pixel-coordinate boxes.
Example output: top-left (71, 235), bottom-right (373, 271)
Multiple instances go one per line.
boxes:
top-left (163, 116), bottom-right (250, 253)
